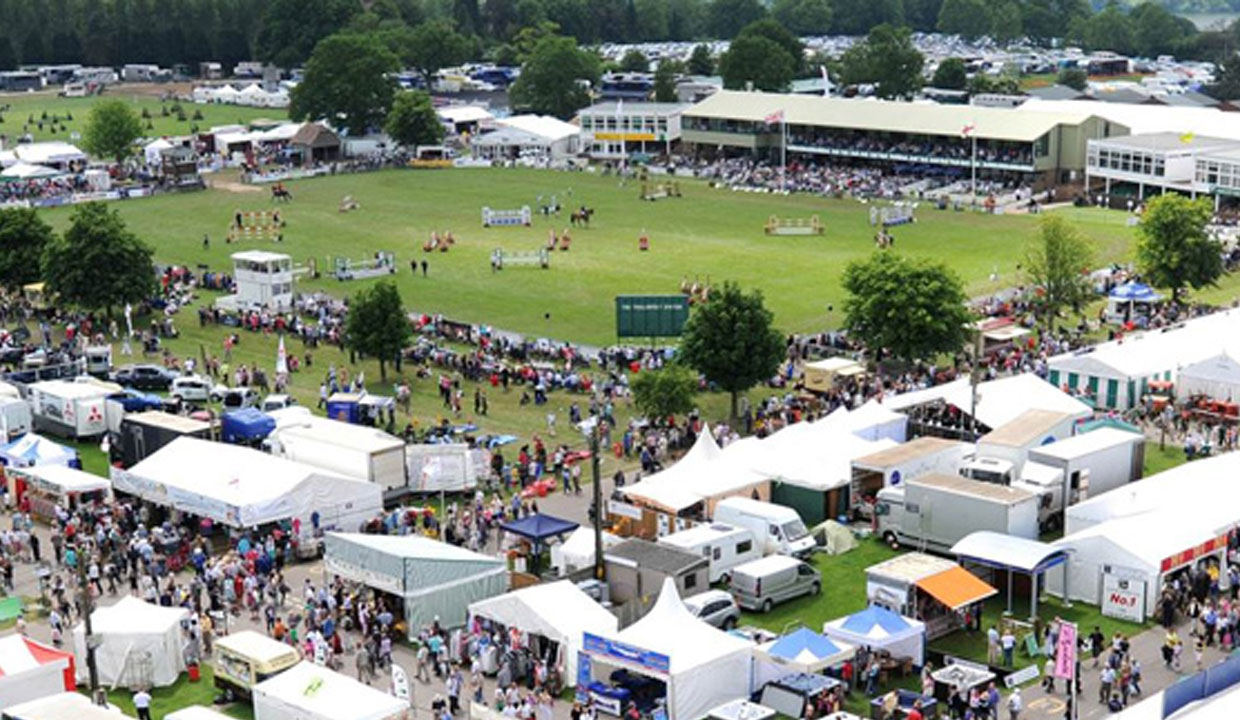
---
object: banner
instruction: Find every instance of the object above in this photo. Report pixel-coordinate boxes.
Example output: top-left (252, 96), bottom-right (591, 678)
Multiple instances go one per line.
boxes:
top-left (392, 664), bottom-right (410, 700)
top-left (1102, 574), bottom-right (1145, 622)
top-left (582, 632), bottom-right (669, 675)
top-left (276, 335), bottom-right (288, 375)
top-left (1053, 621), bottom-right (1077, 680)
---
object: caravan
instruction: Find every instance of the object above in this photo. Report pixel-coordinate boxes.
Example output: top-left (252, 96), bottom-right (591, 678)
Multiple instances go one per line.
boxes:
top-left (658, 523), bottom-right (761, 583)
top-left (713, 497), bottom-right (815, 558)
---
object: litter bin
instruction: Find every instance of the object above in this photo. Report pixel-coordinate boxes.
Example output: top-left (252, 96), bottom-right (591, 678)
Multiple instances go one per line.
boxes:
top-left (187, 663), bottom-right (201, 682)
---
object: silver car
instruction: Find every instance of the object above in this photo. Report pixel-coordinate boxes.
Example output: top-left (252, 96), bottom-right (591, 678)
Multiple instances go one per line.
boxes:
top-left (683, 590), bottom-right (740, 630)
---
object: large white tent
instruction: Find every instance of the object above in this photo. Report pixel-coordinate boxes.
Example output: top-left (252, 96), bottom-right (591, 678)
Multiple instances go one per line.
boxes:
top-left (887, 373), bottom-right (1092, 431)
top-left (143, 139), bottom-right (174, 166)
top-left (813, 401), bottom-right (908, 443)
top-left (6, 692), bottom-right (125, 720)
top-left (754, 628), bottom-right (853, 688)
top-left (324, 532), bottom-right (507, 631)
top-left (113, 437), bottom-right (382, 547)
top-left (253, 661), bottom-right (410, 720)
top-left (468, 580), bottom-right (618, 682)
top-left (13, 142), bottom-right (86, 167)
top-left (1176, 353), bottom-right (1240, 401)
top-left (822, 605), bottom-right (925, 666)
top-left (0, 162), bottom-right (60, 180)
top-left (0, 635), bottom-right (75, 709)
top-left (582, 579), bottom-right (752, 720)
top-left (551, 527), bottom-right (621, 576)
top-left (73, 597), bottom-right (189, 688)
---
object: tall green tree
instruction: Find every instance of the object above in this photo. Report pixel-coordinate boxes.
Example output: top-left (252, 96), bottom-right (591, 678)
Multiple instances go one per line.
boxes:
top-left (385, 90), bottom-right (444, 148)
top-left (1136, 195), bottom-right (1222, 302)
top-left (619, 49), bottom-right (649, 72)
top-left (840, 24), bottom-right (924, 100)
top-left (687, 43), bottom-right (714, 75)
top-left (1023, 215), bottom-right (1094, 331)
top-left (290, 33), bottom-right (400, 136)
top-left (42, 204), bottom-right (154, 316)
top-left (841, 252), bottom-right (972, 364)
top-left (0, 208), bottom-right (54, 291)
top-left (771, 0), bottom-right (832, 36)
top-left (932, 58), bottom-right (968, 90)
top-left (1070, 2), bottom-right (1135, 56)
top-left (345, 280), bottom-right (412, 382)
top-left (1057, 67), bottom-right (1088, 91)
top-left (631, 363), bottom-right (699, 421)
top-left (832, 0), bottom-right (903, 36)
top-left (679, 282), bottom-right (784, 421)
top-left (937, 0), bottom-right (992, 40)
top-left (735, 19), bottom-right (804, 75)
top-left (405, 20), bottom-right (474, 89)
top-left (255, 0), bottom-right (359, 68)
top-left (1131, 4), bottom-right (1196, 59)
top-left (509, 35), bottom-right (601, 118)
top-left (719, 36), bottom-right (795, 92)
top-left (82, 99), bottom-right (142, 164)
top-left (653, 60), bottom-right (680, 102)
top-left (707, 0), bottom-right (766, 39)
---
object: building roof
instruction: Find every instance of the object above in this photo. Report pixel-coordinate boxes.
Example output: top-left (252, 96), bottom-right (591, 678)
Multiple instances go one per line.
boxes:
top-left (1023, 98), bottom-right (1240, 142)
top-left (328, 532), bottom-right (504, 565)
top-left (290, 122), bottom-right (340, 149)
top-left (606, 538), bottom-right (707, 575)
top-left (1027, 427), bottom-right (1143, 462)
top-left (1092, 131), bottom-right (1238, 153)
top-left (437, 105), bottom-right (494, 124)
top-left (13, 141), bottom-right (86, 165)
top-left (852, 436), bottom-right (962, 470)
top-left (1049, 308), bottom-right (1240, 380)
top-left (866, 551), bottom-right (956, 584)
top-left (977, 409), bottom-right (1074, 448)
top-left (1092, 88), bottom-right (1155, 105)
top-left (579, 101), bottom-right (689, 116)
top-left (231, 250), bottom-right (290, 263)
top-left (497, 114), bottom-right (580, 142)
top-left (684, 90), bottom-right (1093, 142)
top-left (910, 473), bottom-right (1036, 504)
top-left (951, 531), bottom-right (1068, 573)
top-left (1025, 84), bottom-right (1091, 101)
top-left (126, 410), bottom-right (211, 434)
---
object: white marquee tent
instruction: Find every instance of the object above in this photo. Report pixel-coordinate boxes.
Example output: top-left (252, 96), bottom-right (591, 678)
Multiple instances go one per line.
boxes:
top-left (1176, 353), bottom-right (1240, 401)
top-left (551, 527), bottom-right (621, 576)
top-left (0, 162), bottom-right (60, 180)
top-left (253, 661), bottom-right (411, 720)
top-left (73, 597), bottom-right (189, 688)
top-left (822, 605), bottom-right (925, 666)
top-left (0, 635), bottom-right (75, 709)
top-left (583, 579), bottom-right (753, 720)
top-left (143, 139), bottom-right (174, 166)
top-left (468, 581), bottom-right (618, 681)
top-left (13, 142), bottom-right (86, 168)
top-left (887, 373), bottom-right (1092, 431)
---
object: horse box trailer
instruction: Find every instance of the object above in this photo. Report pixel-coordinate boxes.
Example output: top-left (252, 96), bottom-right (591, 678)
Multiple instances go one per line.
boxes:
top-left (266, 408), bottom-right (407, 497)
top-left (28, 380), bottom-right (110, 439)
top-left (1026, 427), bottom-right (1145, 505)
top-left (0, 396), bottom-right (32, 440)
top-left (875, 473), bottom-right (1039, 552)
top-left (116, 411), bottom-right (214, 468)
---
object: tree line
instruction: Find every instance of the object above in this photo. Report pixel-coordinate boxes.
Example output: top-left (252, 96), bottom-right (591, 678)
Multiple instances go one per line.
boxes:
top-left (2, 0), bottom-right (1235, 73)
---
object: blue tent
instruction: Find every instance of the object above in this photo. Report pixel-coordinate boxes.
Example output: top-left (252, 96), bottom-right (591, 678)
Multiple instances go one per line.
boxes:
top-left (501, 513), bottom-right (579, 542)
top-left (0, 433), bottom-right (78, 469)
top-left (1109, 281), bottom-right (1162, 303)
top-left (823, 605), bottom-right (926, 665)
top-left (757, 628), bottom-right (855, 676)
top-left (221, 408), bottom-right (276, 444)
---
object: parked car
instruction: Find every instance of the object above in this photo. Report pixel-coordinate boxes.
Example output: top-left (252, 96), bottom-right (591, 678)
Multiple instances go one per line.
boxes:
top-left (212, 386), bottom-right (260, 409)
top-left (170, 375), bottom-right (216, 403)
top-left (113, 364), bottom-right (177, 390)
top-left (260, 394), bottom-right (297, 412)
top-left (107, 389), bottom-right (163, 413)
top-left (729, 556), bottom-right (820, 613)
top-left (682, 589), bottom-right (741, 630)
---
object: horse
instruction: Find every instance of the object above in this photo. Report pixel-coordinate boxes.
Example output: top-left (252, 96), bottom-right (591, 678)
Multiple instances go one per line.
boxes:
top-left (570, 207), bottom-right (594, 227)
top-left (271, 183), bottom-right (292, 202)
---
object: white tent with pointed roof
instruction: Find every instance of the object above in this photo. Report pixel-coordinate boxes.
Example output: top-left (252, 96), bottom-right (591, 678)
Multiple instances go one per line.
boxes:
top-left (621, 425), bottom-right (723, 513)
top-left (584, 578), bottom-right (753, 720)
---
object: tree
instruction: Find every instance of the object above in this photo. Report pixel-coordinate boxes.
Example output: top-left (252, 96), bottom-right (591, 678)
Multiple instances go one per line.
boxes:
top-left (707, 0), bottom-right (766, 39)
top-left (720, 36), bottom-right (794, 92)
top-left (619, 48), bottom-right (648, 72)
top-left (735, 19), bottom-right (803, 75)
top-left (42, 203), bottom-right (154, 315)
top-left (509, 35), bottom-right (601, 118)
top-left (385, 90), bottom-right (444, 148)
top-left (0, 208), bottom-right (53, 291)
top-left (631, 363), bottom-right (699, 421)
top-left (967, 71), bottom-right (1020, 96)
top-left (290, 33), bottom-right (400, 136)
top-left (82, 99), bottom-right (142, 164)
top-left (1057, 66), bottom-right (1088, 91)
top-left (654, 60), bottom-right (680, 102)
top-left (936, 0), bottom-right (992, 40)
top-left (832, 0), bottom-right (903, 36)
top-left (839, 24), bottom-right (924, 100)
top-left (1070, 2), bottom-right (1135, 56)
top-left (1132, 4), bottom-right (1196, 59)
top-left (932, 57), bottom-right (968, 90)
top-left (405, 20), bottom-right (473, 89)
top-left (772, 0), bottom-right (832, 36)
top-left (987, 0), bottom-right (1023, 44)
top-left (688, 43), bottom-right (714, 75)
top-left (1136, 194), bottom-right (1222, 302)
top-left (1023, 215), bottom-right (1094, 331)
top-left (679, 282), bottom-right (784, 421)
top-left (841, 252), bottom-right (972, 365)
top-left (255, 0), bottom-right (359, 68)
top-left (345, 280), bottom-right (411, 382)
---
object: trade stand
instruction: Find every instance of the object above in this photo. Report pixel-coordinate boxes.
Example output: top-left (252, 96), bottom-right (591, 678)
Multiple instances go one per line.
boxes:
top-left (6, 464), bottom-right (110, 523)
top-left (0, 635), bottom-right (75, 708)
top-left (580, 579), bottom-right (752, 720)
top-left (822, 606), bottom-right (925, 668)
top-left (753, 628), bottom-right (854, 688)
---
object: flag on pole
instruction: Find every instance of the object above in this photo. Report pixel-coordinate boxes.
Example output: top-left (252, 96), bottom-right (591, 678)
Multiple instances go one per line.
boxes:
top-left (1053, 621), bottom-right (1077, 679)
top-left (820, 66), bottom-right (830, 97)
top-left (961, 122), bottom-right (976, 138)
top-left (391, 665), bottom-right (411, 700)
top-left (764, 109), bottom-right (785, 125)
top-left (276, 334), bottom-right (288, 375)
top-left (1180, 131), bottom-right (1196, 144)
top-left (123, 303), bottom-right (133, 337)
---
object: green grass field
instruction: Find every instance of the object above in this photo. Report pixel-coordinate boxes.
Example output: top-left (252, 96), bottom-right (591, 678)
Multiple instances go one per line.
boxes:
top-left (41, 168), bottom-right (1140, 346)
top-left (0, 90), bottom-right (285, 142)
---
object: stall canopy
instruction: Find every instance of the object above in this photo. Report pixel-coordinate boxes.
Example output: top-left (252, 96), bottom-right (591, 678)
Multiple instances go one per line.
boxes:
top-left (0, 162), bottom-right (60, 179)
top-left (951, 532), bottom-right (1068, 575)
top-left (6, 692), bottom-right (125, 720)
top-left (12, 464), bottom-right (109, 496)
top-left (165, 706), bottom-right (238, 720)
top-left (755, 627), bottom-right (853, 687)
top-left (73, 597), bottom-right (189, 687)
top-left (324, 532), bottom-right (507, 631)
top-left (623, 427), bottom-right (724, 512)
top-left (1109, 282), bottom-right (1162, 303)
top-left (468, 580), bottom-right (617, 681)
top-left (144, 138), bottom-right (174, 165)
top-left (501, 513), bottom-right (579, 573)
top-left (551, 527), bottom-right (621, 575)
top-left (0, 434), bottom-right (77, 469)
top-left (913, 566), bottom-right (997, 611)
top-left (822, 606), bottom-right (926, 666)
top-left (0, 635), bottom-right (75, 709)
top-left (1176, 353), bottom-right (1240, 401)
top-left (252, 661), bottom-right (411, 720)
top-left (587, 578), bottom-right (753, 720)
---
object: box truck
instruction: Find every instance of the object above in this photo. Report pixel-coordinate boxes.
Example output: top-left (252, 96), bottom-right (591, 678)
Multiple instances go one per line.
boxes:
top-left (28, 380), bottom-right (110, 439)
top-left (850, 437), bottom-right (969, 515)
top-left (713, 497), bottom-right (815, 557)
top-left (958, 456), bottom-right (1068, 532)
top-left (974, 408), bottom-right (1077, 475)
top-left (874, 473), bottom-right (1039, 552)
top-left (266, 408), bottom-right (408, 498)
top-left (1027, 427), bottom-right (1145, 508)
top-left (115, 411), bottom-right (214, 468)
top-left (0, 396), bottom-right (32, 440)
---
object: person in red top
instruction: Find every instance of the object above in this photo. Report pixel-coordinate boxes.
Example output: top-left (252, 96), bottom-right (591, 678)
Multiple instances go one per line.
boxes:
top-left (906, 699), bottom-right (924, 720)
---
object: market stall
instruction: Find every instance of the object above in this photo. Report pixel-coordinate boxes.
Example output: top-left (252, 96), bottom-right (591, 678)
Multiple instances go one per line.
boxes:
top-left (1176, 353), bottom-right (1240, 403)
top-left (6, 464), bottom-right (110, 522)
top-left (822, 606), bottom-right (926, 667)
top-left (551, 527), bottom-right (621, 576)
top-left (0, 635), bottom-right (75, 708)
top-left (0, 434), bottom-right (77, 469)
top-left (499, 513), bottom-right (579, 574)
top-left (252, 661), bottom-right (411, 720)
top-left (753, 628), bottom-right (853, 688)
top-left (865, 553), bottom-right (997, 641)
top-left (580, 579), bottom-right (752, 720)
top-left (951, 531), bottom-right (1070, 617)
top-left (72, 596), bottom-right (189, 688)
top-left (1105, 282), bottom-right (1163, 325)
top-left (324, 532), bottom-right (507, 632)
top-left (468, 581), bottom-right (618, 685)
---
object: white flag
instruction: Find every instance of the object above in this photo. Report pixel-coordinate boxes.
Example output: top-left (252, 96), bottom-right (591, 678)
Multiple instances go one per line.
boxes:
top-left (124, 303), bottom-right (133, 336)
top-left (391, 664), bottom-right (410, 701)
top-left (276, 334), bottom-right (288, 375)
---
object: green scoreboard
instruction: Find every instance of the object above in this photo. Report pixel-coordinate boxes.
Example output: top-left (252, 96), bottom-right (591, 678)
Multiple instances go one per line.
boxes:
top-left (615, 295), bottom-right (690, 338)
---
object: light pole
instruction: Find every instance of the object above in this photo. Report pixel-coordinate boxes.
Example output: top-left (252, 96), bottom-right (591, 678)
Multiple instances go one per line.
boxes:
top-left (581, 418), bottom-right (606, 582)
top-left (76, 547), bottom-right (101, 704)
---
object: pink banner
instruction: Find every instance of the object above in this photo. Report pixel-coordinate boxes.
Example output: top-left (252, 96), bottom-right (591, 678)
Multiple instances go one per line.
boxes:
top-left (1053, 622), bottom-right (1077, 679)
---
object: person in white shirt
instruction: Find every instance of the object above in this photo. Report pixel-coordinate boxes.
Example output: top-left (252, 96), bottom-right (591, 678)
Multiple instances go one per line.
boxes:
top-left (133, 689), bottom-right (152, 720)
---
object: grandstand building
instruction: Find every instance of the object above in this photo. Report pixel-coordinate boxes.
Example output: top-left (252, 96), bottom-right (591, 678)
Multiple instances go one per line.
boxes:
top-left (1085, 133), bottom-right (1239, 208)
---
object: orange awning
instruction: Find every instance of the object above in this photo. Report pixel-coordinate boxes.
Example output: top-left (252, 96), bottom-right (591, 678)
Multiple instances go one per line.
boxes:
top-left (915, 566), bottom-right (998, 611)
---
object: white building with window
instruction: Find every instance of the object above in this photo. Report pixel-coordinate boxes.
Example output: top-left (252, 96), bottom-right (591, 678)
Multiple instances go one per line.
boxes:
top-left (1196, 147), bottom-right (1240, 202)
top-left (1085, 132), bottom-right (1238, 203)
top-left (216, 250), bottom-right (294, 310)
top-left (577, 102), bottom-right (689, 159)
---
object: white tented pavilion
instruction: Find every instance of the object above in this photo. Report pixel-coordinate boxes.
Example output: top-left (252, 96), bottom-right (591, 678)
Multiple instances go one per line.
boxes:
top-left (551, 527), bottom-right (621, 576)
top-left (822, 605), bottom-right (926, 666)
top-left (887, 373), bottom-right (1091, 434)
top-left (468, 581), bottom-right (618, 682)
top-left (73, 597), bottom-right (189, 687)
top-left (1176, 353), bottom-right (1240, 401)
top-left (582, 579), bottom-right (753, 720)
top-left (252, 661), bottom-right (411, 720)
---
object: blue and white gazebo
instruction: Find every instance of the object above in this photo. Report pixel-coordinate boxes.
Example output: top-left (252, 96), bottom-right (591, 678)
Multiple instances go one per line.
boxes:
top-left (823, 605), bottom-right (926, 666)
top-left (755, 627), bottom-right (854, 685)
top-left (1106, 281), bottom-right (1163, 324)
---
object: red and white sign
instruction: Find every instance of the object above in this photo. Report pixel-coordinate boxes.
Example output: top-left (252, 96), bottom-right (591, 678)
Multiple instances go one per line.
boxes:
top-left (1102, 574), bottom-right (1146, 622)
top-left (0, 635), bottom-right (76, 708)
top-left (1160, 533), bottom-right (1229, 573)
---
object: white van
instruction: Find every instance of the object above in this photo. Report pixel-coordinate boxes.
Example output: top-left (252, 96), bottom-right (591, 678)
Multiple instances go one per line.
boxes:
top-left (713, 497), bottom-right (815, 558)
top-left (658, 523), bottom-right (761, 584)
top-left (729, 555), bottom-right (821, 613)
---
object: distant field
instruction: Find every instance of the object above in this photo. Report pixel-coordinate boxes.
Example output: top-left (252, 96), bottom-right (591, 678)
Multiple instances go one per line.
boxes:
top-left (39, 168), bottom-right (1140, 346)
top-left (1019, 72), bottom-right (1151, 90)
top-left (0, 90), bottom-right (287, 143)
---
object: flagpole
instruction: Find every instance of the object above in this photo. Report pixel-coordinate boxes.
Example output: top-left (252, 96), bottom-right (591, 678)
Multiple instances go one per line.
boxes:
top-left (971, 134), bottom-right (978, 208)
top-left (781, 116), bottom-right (787, 193)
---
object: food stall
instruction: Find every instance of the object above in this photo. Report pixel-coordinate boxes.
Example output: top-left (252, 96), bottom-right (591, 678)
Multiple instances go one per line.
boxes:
top-left (865, 553), bottom-right (997, 641)
top-left (6, 465), bottom-right (110, 522)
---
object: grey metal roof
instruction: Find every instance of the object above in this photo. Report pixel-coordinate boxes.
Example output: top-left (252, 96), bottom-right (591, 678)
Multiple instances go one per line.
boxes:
top-left (606, 538), bottom-right (708, 574)
top-left (1093, 131), bottom-right (1239, 152)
